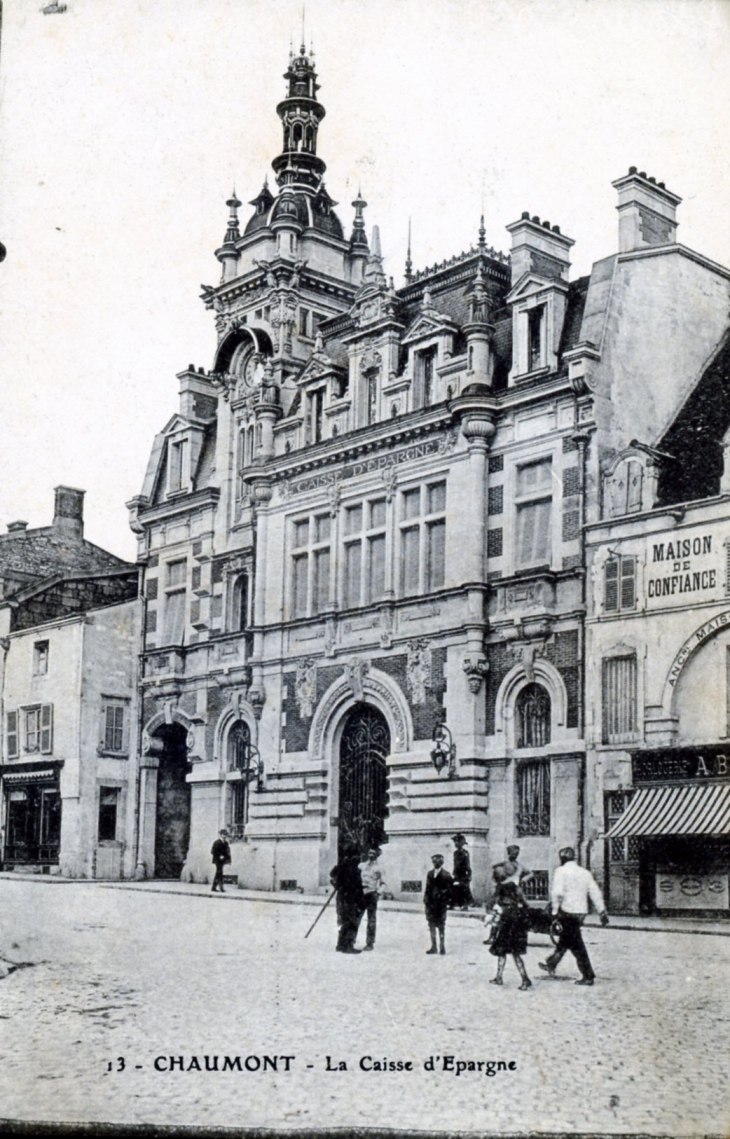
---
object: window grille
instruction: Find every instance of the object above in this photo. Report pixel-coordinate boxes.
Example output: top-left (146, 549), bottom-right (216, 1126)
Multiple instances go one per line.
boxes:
top-left (516, 760), bottom-right (551, 836)
top-left (516, 683), bottom-right (551, 748)
top-left (605, 790), bottom-right (637, 863)
top-left (522, 870), bottom-right (549, 901)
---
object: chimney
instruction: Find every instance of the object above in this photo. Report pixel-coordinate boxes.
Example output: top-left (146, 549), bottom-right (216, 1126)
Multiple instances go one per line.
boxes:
top-left (506, 214), bottom-right (574, 286)
top-left (612, 167), bottom-right (681, 253)
top-left (53, 485), bottom-right (85, 540)
top-left (6, 521), bottom-right (28, 533)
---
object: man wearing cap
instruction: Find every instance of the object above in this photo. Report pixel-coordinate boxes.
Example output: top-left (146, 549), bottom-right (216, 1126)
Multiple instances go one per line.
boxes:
top-left (211, 829), bottom-right (232, 893)
top-left (539, 847), bottom-right (609, 985)
top-left (450, 834), bottom-right (475, 910)
top-left (358, 847), bottom-right (390, 951)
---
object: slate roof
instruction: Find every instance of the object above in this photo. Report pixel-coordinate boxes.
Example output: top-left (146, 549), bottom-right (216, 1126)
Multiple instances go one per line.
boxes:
top-left (0, 528), bottom-right (131, 595)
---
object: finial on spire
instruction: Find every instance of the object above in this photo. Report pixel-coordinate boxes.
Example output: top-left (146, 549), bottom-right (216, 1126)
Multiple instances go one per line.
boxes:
top-left (405, 217), bottom-right (413, 283)
top-left (478, 214), bottom-right (486, 252)
top-left (224, 190), bottom-right (242, 244)
top-left (301, 4), bottom-right (306, 52)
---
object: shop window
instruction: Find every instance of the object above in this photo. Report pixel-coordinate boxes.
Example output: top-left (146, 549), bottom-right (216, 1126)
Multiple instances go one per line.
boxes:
top-left (291, 513), bottom-right (331, 618)
top-left (21, 704), bottom-right (53, 754)
top-left (100, 698), bottom-right (130, 755)
top-left (163, 559), bottom-right (187, 644)
top-left (516, 760), bottom-right (551, 836)
top-left (516, 683), bottom-right (551, 748)
top-left (604, 556), bottom-right (636, 613)
top-left (33, 641), bottom-right (49, 677)
top-left (98, 787), bottom-right (120, 843)
top-left (343, 499), bottom-right (387, 608)
top-left (602, 656), bottom-right (638, 744)
top-left (399, 481), bottom-right (446, 597)
top-left (515, 458), bottom-right (553, 569)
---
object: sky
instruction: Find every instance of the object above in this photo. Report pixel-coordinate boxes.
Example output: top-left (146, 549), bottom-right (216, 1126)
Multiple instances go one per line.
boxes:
top-left (1, 0), bottom-right (729, 561)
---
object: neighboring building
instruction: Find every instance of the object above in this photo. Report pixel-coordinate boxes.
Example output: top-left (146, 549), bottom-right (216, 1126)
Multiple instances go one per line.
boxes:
top-left (128, 44), bottom-right (730, 900)
top-left (0, 487), bottom-right (140, 877)
top-left (585, 336), bottom-right (730, 915)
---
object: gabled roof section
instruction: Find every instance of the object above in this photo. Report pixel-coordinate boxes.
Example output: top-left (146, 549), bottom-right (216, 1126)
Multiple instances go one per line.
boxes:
top-left (0, 529), bottom-right (131, 594)
top-left (506, 271), bottom-right (569, 305)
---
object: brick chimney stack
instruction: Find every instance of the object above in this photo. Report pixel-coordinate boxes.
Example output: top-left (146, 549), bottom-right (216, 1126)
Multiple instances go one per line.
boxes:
top-left (612, 167), bottom-right (681, 253)
top-left (53, 485), bottom-right (85, 541)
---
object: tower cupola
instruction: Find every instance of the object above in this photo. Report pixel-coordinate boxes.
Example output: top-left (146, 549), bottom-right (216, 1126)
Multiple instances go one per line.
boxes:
top-left (272, 44), bottom-right (327, 190)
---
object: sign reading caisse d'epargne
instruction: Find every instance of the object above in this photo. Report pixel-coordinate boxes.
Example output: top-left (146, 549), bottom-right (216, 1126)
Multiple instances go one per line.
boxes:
top-left (645, 528), bottom-right (723, 606)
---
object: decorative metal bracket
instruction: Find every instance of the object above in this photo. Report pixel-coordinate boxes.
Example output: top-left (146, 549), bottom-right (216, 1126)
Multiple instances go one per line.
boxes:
top-left (431, 720), bottom-right (457, 779)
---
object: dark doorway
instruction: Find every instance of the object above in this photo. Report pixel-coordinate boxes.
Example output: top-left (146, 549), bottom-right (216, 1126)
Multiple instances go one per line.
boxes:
top-left (338, 703), bottom-right (390, 857)
top-left (154, 724), bottom-right (191, 879)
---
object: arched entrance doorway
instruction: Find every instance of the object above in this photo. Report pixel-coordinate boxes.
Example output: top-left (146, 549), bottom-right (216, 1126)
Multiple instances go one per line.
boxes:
top-left (153, 723), bottom-right (191, 879)
top-left (338, 703), bottom-right (390, 856)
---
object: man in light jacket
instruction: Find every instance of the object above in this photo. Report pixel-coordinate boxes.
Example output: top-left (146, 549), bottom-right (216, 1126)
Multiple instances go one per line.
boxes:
top-left (539, 847), bottom-right (609, 985)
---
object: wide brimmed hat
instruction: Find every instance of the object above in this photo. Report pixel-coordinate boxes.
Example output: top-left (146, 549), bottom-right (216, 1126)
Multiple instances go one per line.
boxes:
top-left (451, 833), bottom-right (467, 843)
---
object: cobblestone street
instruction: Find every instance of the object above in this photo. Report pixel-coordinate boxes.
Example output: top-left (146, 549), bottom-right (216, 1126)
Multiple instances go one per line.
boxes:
top-left (0, 877), bottom-right (728, 1136)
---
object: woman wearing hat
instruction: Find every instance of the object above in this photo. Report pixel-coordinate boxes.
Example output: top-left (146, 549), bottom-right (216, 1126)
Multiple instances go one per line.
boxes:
top-left (486, 861), bottom-right (532, 990)
top-left (450, 834), bottom-right (475, 910)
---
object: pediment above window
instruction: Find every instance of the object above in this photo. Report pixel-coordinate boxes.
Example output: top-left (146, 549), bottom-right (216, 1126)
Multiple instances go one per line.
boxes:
top-left (506, 272), bottom-right (569, 305)
top-left (402, 313), bottom-right (458, 346)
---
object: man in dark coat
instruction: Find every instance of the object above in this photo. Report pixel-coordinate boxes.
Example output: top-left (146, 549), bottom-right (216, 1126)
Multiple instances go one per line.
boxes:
top-left (211, 829), bottom-right (231, 893)
top-left (424, 853), bottom-right (454, 954)
top-left (330, 848), bottom-right (365, 954)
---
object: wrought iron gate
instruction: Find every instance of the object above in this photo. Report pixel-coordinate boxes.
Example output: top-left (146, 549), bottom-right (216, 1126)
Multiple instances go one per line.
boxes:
top-left (338, 703), bottom-right (390, 855)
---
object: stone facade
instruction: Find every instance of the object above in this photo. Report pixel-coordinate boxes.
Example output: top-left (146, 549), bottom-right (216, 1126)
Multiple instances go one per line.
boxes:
top-left (128, 51), bottom-right (730, 903)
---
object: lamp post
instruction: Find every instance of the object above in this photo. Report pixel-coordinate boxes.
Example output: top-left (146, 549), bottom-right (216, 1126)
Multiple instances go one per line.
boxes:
top-left (431, 721), bottom-right (457, 780)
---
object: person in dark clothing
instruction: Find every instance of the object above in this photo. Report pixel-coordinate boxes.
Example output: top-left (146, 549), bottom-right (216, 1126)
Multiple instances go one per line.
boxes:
top-left (487, 862), bottom-right (532, 990)
top-left (450, 833), bottom-right (475, 909)
top-left (424, 854), bottom-right (454, 955)
top-left (330, 849), bottom-right (365, 954)
top-left (211, 829), bottom-right (231, 893)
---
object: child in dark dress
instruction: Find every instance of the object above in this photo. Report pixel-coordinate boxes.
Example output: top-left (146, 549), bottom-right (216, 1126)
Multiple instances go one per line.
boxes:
top-left (487, 862), bottom-right (532, 990)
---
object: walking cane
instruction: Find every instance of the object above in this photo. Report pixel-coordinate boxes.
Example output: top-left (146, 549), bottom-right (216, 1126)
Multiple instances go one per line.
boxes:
top-left (304, 888), bottom-right (337, 938)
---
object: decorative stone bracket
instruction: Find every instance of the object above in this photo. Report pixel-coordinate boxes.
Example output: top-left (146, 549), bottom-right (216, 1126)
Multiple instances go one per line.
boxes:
top-left (462, 654), bottom-right (489, 694)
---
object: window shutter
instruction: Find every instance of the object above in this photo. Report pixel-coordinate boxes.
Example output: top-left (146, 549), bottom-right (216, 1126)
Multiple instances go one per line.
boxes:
top-left (121, 704), bottom-right (130, 755)
top-left (40, 704), bottom-right (53, 754)
top-left (7, 711), bottom-right (18, 759)
top-left (621, 557), bottom-right (636, 610)
top-left (604, 560), bottom-right (619, 611)
top-left (100, 702), bottom-right (109, 750)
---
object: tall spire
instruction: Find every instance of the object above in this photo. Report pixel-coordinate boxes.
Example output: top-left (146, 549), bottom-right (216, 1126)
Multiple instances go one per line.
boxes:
top-left (224, 191), bottom-right (242, 243)
top-left (272, 39), bottom-right (326, 190)
top-left (478, 214), bottom-right (486, 253)
top-left (350, 189), bottom-right (369, 253)
top-left (404, 217), bottom-right (413, 283)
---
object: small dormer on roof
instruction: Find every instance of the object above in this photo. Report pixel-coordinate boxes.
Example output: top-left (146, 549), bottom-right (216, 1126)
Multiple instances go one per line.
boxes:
top-left (506, 213), bottom-right (575, 382)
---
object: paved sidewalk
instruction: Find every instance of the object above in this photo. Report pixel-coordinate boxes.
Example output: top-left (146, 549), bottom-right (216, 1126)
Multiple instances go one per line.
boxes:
top-left (2, 869), bottom-right (729, 936)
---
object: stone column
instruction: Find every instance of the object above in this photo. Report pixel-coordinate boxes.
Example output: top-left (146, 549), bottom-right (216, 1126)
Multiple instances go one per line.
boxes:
top-left (135, 747), bottom-right (161, 880)
top-left (459, 415), bottom-right (495, 721)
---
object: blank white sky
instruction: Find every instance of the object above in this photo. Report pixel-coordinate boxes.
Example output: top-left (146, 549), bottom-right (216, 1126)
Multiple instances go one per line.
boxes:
top-left (1, 0), bottom-right (729, 560)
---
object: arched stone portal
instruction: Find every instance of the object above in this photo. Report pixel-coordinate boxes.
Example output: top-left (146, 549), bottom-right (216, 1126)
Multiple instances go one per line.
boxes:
top-left (338, 703), bottom-right (390, 857)
top-left (153, 723), bottom-right (191, 879)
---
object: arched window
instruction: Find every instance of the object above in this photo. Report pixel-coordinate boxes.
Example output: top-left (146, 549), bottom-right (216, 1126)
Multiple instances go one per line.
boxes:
top-left (292, 123), bottom-right (303, 151)
top-left (515, 683), bottom-right (551, 748)
top-left (232, 573), bottom-right (250, 632)
top-left (226, 720), bottom-right (252, 840)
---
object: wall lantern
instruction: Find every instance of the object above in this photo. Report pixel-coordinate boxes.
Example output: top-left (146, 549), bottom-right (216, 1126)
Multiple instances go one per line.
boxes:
top-left (236, 740), bottom-right (265, 793)
top-left (431, 721), bottom-right (457, 779)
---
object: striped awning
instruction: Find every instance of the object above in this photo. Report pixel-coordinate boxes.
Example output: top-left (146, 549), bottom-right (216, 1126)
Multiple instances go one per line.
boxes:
top-left (2, 769), bottom-right (56, 785)
top-left (605, 783), bottom-right (730, 838)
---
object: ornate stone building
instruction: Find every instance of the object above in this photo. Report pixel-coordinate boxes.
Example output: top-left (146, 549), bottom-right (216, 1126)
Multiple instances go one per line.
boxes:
top-left (128, 45), bottom-right (730, 903)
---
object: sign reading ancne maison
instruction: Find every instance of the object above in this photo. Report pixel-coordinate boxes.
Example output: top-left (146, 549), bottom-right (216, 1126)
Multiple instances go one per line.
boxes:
top-left (283, 437), bottom-right (447, 497)
top-left (633, 745), bottom-right (730, 784)
top-left (645, 527), bottom-right (724, 607)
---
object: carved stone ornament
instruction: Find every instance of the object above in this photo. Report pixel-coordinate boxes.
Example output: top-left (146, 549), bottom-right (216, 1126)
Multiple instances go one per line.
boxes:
top-left (379, 604), bottom-right (394, 649)
top-left (438, 427), bottom-right (460, 454)
top-left (406, 639), bottom-right (432, 704)
top-left (344, 657), bottom-right (370, 701)
top-left (248, 685), bottom-right (266, 719)
top-left (381, 467), bottom-right (397, 502)
top-left (324, 616), bottom-right (337, 658)
top-left (327, 476), bottom-right (343, 517)
top-left (462, 654), bottom-right (489, 694)
top-left (295, 658), bottom-right (317, 721)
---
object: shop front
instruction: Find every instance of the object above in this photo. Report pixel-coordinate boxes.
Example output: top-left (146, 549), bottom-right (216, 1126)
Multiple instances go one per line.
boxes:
top-left (605, 746), bottom-right (730, 915)
top-left (1, 761), bottom-right (64, 870)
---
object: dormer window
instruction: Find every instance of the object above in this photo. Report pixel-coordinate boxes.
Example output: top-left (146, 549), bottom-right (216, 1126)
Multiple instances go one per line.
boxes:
top-left (307, 388), bottom-right (325, 444)
top-left (417, 347), bottom-right (437, 408)
top-left (299, 307), bottom-right (311, 338)
top-left (366, 373), bottom-right (378, 426)
top-left (528, 306), bottom-right (545, 371)
top-left (168, 438), bottom-right (188, 495)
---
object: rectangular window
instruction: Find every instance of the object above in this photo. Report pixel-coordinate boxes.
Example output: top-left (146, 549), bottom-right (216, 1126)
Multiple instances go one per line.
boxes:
top-left (516, 760), bottom-right (551, 836)
top-left (418, 348), bottom-right (437, 407)
top-left (399, 481), bottom-right (447, 596)
top-left (228, 781), bottom-right (248, 837)
top-left (163, 560), bottom-right (188, 644)
top-left (308, 389), bottom-right (325, 444)
top-left (169, 439), bottom-right (187, 493)
top-left (602, 656), bottom-right (638, 744)
top-left (101, 698), bottom-right (129, 755)
top-left (6, 711), bottom-right (18, 759)
top-left (604, 556), bottom-right (636, 613)
top-left (528, 306), bottom-right (544, 371)
top-left (515, 458), bottom-right (553, 569)
top-left (290, 512), bottom-right (331, 617)
top-left (367, 373), bottom-right (378, 425)
top-left (22, 704), bottom-right (53, 754)
top-left (299, 307), bottom-right (310, 337)
top-left (33, 641), bottom-right (49, 676)
top-left (98, 787), bottom-right (120, 843)
top-left (342, 497), bottom-right (387, 607)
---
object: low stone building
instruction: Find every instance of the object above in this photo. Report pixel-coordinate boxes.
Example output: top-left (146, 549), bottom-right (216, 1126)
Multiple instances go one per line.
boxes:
top-left (0, 488), bottom-right (140, 878)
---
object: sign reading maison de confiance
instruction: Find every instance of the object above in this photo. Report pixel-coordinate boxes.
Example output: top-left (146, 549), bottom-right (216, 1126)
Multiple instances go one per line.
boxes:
top-left (645, 526), bottom-right (725, 607)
